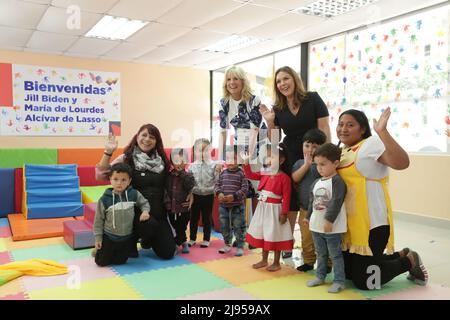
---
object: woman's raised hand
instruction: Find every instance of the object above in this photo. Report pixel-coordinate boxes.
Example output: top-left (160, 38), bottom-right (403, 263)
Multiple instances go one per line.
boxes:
top-left (105, 133), bottom-right (118, 154)
top-left (373, 107), bottom-right (391, 135)
top-left (260, 104), bottom-right (275, 123)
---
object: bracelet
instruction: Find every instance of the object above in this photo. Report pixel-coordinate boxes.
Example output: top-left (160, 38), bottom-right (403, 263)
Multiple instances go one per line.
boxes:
top-left (104, 151), bottom-right (113, 157)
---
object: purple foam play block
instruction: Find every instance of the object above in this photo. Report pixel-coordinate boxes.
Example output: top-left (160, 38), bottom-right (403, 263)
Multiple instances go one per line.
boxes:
top-left (63, 220), bottom-right (94, 249)
top-left (84, 202), bottom-right (96, 227)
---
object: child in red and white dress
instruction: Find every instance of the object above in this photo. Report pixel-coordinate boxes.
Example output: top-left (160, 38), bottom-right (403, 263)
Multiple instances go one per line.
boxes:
top-left (243, 143), bottom-right (293, 272)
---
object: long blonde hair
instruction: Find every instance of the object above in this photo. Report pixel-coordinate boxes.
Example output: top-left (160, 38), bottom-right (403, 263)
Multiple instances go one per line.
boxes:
top-left (222, 66), bottom-right (253, 103)
top-left (273, 66), bottom-right (308, 110)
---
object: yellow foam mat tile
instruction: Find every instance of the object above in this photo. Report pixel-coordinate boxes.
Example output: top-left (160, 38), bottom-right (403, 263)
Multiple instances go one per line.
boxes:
top-left (28, 277), bottom-right (143, 300)
top-left (0, 238), bottom-right (7, 252)
top-left (240, 274), bottom-right (366, 300)
top-left (0, 278), bottom-right (25, 298)
top-left (4, 236), bottom-right (66, 251)
top-left (198, 254), bottom-right (298, 286)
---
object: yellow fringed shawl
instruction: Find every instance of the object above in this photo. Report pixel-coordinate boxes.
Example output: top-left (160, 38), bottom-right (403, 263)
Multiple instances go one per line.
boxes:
top-left (338, 139), bottom-right (395, 256)
top-left (0, 259), bottom-right (68, 286)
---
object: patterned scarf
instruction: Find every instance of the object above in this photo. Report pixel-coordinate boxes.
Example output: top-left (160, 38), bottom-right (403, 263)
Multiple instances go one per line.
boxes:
top-left (132, 147), bottom-right (165, 173)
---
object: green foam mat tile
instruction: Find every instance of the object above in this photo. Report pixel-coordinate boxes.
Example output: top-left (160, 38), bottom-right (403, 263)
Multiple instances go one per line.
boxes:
top-left (10, 243), bottom-right (91, 262)
top-left (346, 274), bottom-right (417, 299)
top-left (123, 264), bottom-right (233, 300)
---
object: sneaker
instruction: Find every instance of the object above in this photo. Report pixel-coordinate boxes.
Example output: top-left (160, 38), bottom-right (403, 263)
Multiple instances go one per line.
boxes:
top-left (307, 278), bottom-right (325, 287)
top-left (235, 248), bottom-right (244, 257)
top-left (219, 245), bottom-right (231, 254)
top-left (182, 242), bottom-right (190, 254)
top-left (399, 248), bottom-right (415, 281)
top-left (187, 240), bottom-right (196, 247)
top-left (407, 251), bottom-right (428, 286)
top-left (328, 282), bottom-right (345, 293)
top-left (282, 251), bottom-right (292, 259)
top-left (297, 263), bottom-right (314, 272)
top-left (200, 241), bottom-right (210, 248)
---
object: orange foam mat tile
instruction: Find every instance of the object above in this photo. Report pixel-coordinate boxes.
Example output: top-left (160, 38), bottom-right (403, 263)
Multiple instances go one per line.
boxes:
top-left (2, 236), bottom-right (66, 251)
top-left (198, 254), bottom-right (298, 286)
top-left (8, 214), bottom-right (76, 241)
top-left (240, 274), bottom-right (365, 300)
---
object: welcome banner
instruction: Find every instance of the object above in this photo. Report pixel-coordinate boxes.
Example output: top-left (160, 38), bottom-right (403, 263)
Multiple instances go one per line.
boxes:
top-left (0, 63), bottom-right (121, 136)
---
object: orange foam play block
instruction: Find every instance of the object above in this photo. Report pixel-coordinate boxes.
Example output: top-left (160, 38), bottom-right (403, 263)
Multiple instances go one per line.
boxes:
top-left (7, 213), bottom-right (77, 241)
top-left (57, 148), bottom-right (124, 166)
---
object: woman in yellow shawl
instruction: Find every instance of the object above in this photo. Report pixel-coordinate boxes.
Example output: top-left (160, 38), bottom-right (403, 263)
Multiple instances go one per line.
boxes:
top-left (336, 107), bottom-right (428, 290)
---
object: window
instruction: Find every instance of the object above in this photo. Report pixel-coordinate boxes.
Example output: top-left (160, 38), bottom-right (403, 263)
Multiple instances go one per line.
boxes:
top-left (309, 4), bottom-right (450, 152)
top-left (211, 46), bottom-right (301, 148)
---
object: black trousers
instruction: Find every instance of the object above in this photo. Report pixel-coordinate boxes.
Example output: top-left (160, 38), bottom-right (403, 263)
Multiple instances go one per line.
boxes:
top-left (134, 212), bottom-right (176, 260)
top-left (95, 234), bottom-right (133, 267)
top-left (344, 225), bottom-right (411, 290)
top-left (190, 194), bottom-right (214, 242)
top-left (168, 212), bottom-right (190, 246)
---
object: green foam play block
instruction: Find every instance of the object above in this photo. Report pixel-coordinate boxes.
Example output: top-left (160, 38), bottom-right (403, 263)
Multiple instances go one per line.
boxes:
top-left (0, 149), bottom-right (57, 168)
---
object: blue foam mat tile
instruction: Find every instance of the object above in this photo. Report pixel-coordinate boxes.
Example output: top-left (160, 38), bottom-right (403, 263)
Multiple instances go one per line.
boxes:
top-left (0, 218), bottom-right (9, 227)
top-left (111, 249), bottom-right (193, 276)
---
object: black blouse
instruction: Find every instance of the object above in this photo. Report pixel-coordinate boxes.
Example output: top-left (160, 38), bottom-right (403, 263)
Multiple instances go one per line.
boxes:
top-left (274, 91), bottom-right (329, 163)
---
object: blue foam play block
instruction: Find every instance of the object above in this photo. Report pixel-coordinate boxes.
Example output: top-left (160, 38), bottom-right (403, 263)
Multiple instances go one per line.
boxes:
top-left (0, 168), bottom-right (15, 217)
top-left (26, 188), bottom-right (82, 204)
top-left (25, 164), bottom-right (77, 176)
top-left (27, 202), bottom-right (84, 219)
top-left (26, 175), bottom-right (79, 190)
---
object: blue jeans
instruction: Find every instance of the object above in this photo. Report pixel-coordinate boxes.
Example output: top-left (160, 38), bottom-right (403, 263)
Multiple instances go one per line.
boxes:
top-left (311, 232), bottom-right (345, 284)
top-left (219, 205), bottom-right (246, 248)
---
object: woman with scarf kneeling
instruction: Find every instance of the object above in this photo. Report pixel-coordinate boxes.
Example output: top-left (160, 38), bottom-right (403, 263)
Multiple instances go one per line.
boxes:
top-left (96, 124), bottom-right (177, 260)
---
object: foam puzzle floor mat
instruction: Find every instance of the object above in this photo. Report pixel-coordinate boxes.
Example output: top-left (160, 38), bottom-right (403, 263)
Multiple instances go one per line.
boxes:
top-left (1, 217), bottom-right (450, 300)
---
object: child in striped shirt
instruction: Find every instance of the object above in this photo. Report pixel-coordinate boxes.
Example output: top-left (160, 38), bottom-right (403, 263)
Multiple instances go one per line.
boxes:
top-left (215, 145), bottom-right (249, 256)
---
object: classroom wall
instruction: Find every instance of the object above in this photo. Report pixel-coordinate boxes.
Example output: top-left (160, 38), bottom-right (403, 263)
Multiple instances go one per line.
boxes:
top-left (0, 49), bottom-right (210, 149)
top-left (390, 154), bottom-right (450, 221)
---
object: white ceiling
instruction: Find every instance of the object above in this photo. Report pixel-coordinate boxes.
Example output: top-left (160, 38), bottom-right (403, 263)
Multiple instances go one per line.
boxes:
top-left (0, 0), bottom-right (446, 70)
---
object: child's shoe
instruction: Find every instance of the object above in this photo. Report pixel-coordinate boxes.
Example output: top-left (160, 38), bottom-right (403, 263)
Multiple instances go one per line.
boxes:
top-left (307, 278), bottom-right (325, 287)
top-left (200, 241), bottom-right (210, 248)
top-left (235, 248), bottom-right (244, 257)
top-left (218, 245), bottom-right (231, 254)
top-left (297, 263), bottom-right (314, 272)
top-left (187, 240), bottom-right (196, 247)
top-left (328, 282), bottom-right (345, 293)
top-left (399, 247), bottom-right (415, 281)
top-left (182, 242), bottom-right (190, 254)
top-left (407, 251), bottom-right (428, 286)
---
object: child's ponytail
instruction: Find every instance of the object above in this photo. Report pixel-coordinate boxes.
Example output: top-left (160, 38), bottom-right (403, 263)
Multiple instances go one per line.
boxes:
top-left (277, 142), bottom-right (291, 176)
